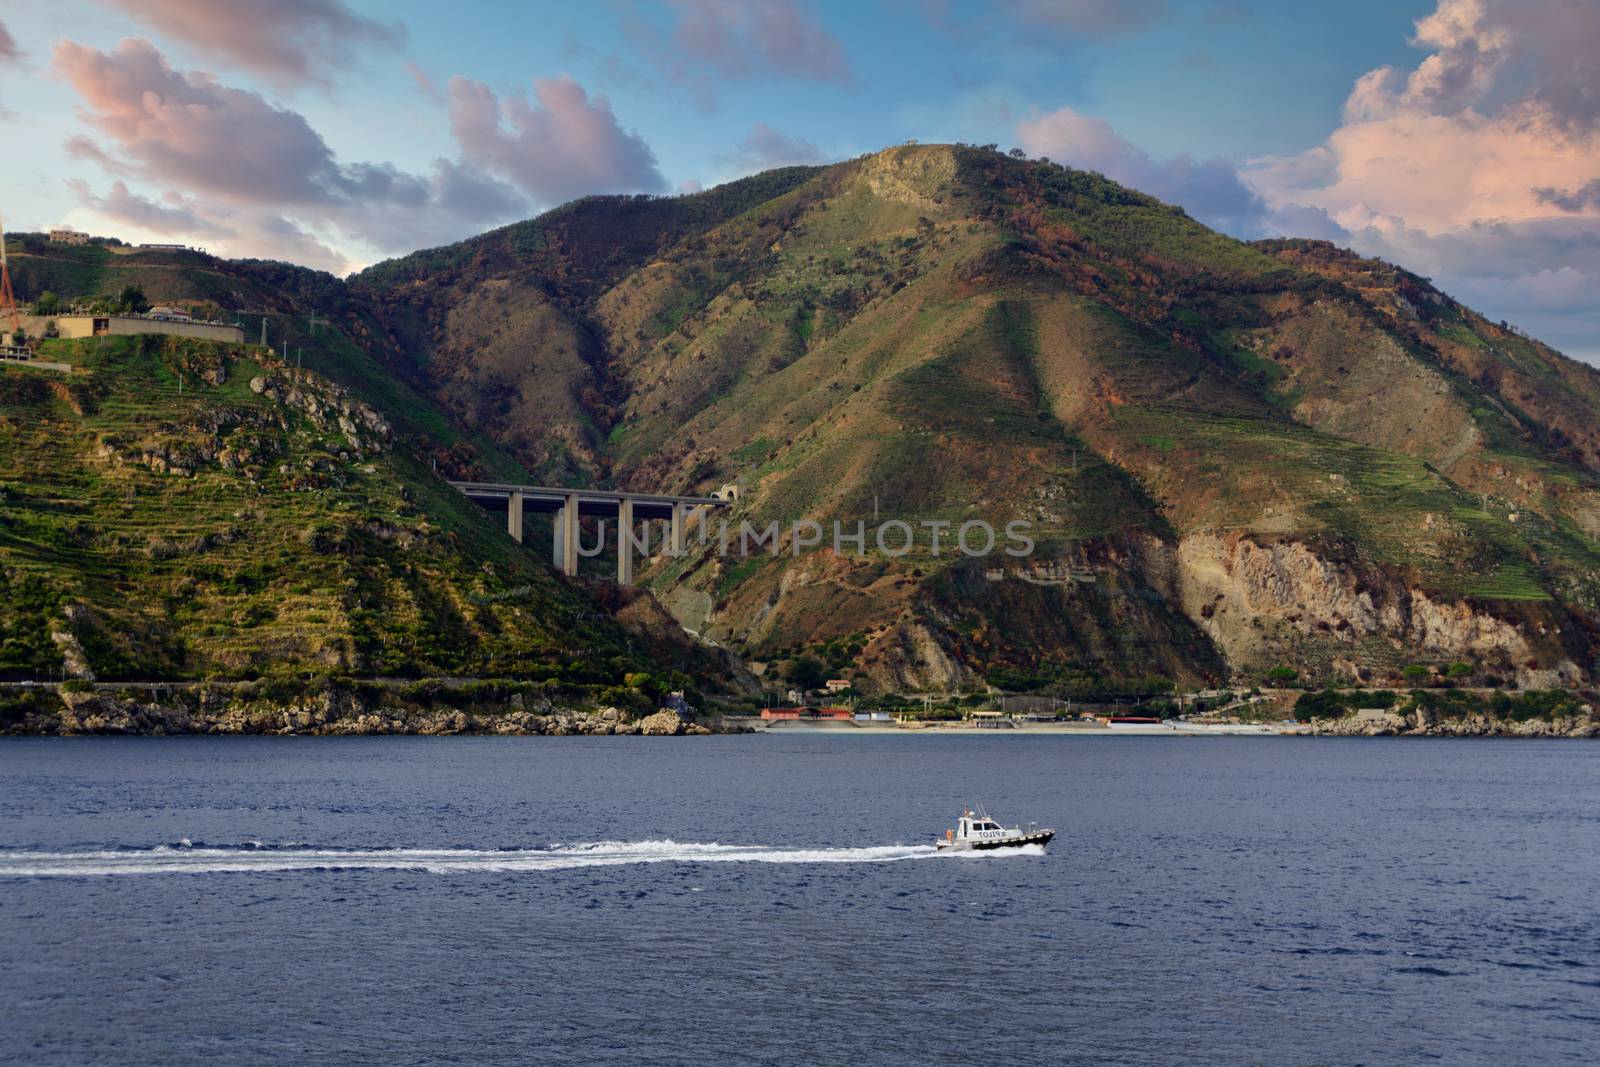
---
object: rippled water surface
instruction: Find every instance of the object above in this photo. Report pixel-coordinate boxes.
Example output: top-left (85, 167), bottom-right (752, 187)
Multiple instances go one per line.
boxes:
top-left (3, 735), bottom-right (1598, 1065)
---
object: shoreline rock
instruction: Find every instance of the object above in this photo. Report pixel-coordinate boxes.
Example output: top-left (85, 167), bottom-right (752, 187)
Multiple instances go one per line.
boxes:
top-left (1301, 707), bottom-right (1599, 738)
top-left (3, 690), bottom-right (746, 738)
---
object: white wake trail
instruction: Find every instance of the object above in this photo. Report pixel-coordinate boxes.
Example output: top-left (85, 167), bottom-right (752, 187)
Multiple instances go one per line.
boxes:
top-left (0, 840), bottom-right (980, 877)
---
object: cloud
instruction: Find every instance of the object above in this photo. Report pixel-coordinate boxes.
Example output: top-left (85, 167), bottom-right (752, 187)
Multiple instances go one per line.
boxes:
top-left (725, 123), bottom-right (830, 171)
top-left (55, 38), bottom-right (344, 204)
top-left (1012, 0), bottom-right (1166, 35)
top-left (1536, 179), bottom-right (1600, 214)
top-left (627, 0), bottom-right (853, 110)
top-left (67, 177), bottom-right (351, 272)
top-left (97, 0), bottom-right (405, 89)
top-left (1016, 105), bottom-right (1269, 235)
top-left (446, 75), bottom-right (665, 204)
top-left (67, 178), bottom-right (236, 238)
top-left (406, 60), bottom-right (441, 102)
top-left (0, 19), bottom-right (19, 64)
top-left (917, 0), bottom-right (1162, 41)
top-left (678, 179), bottom-right (704, 194)
top-left (53, 37), bottom-right (528, 263)
top-left (1242, 0), bottom-right (1600, 359)
top-left (1338, 0), bottom-right (1600, 131)
top-left (0, 17), bottom-right (18, 115)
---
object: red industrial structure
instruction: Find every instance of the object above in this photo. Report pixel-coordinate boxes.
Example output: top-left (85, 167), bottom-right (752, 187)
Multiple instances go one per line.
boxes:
top-left (760, 707), bottom-right (853, 721)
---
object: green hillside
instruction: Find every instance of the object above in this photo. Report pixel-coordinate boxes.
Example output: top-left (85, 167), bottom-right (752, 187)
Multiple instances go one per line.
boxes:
top-left (0, 334), bottom-right (734, 698)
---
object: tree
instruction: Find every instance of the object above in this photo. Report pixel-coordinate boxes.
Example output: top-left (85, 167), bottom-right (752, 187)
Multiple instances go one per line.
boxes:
top-left (1008, 148), bottom-right (1026, 158)
top-left (35, 291), bottom-right (59, 316)
top-left (1402, 664), bottom-right (1431, 681)
top-left (785, 655), bottom-right (827, 691)
top-left (117, 286), bottom-right (149, 314)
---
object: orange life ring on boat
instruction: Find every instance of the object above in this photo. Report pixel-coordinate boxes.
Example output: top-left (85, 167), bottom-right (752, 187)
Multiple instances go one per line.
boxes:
top-left (945, 829), bottom-right (954, 841)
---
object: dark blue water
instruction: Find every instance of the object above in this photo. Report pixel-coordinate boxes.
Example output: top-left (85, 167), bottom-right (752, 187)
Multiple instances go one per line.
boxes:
top-left (2, 736), bottom-right (1598, 1065)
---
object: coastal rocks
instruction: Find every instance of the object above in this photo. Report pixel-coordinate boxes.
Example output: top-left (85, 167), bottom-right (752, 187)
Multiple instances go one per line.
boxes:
top-left (638, 710), bottom-right (684, 736)
top-left (7, 688), bottom-right (735, 738)
top-left (56, 691), bottom-right (198, 735)
top-left (1306, 706), bottom-right (1600, 738)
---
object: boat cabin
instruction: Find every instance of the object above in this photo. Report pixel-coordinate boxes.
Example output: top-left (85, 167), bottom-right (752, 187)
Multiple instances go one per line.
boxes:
top-left (948, 812), bottom-right (1010, 844)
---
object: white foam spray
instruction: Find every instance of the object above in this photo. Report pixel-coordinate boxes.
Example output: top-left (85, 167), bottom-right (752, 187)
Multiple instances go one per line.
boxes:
top-left (0, 839), bottom-right (1052, 878)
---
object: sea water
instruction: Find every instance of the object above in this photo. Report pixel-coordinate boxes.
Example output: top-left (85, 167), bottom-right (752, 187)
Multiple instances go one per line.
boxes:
top-left (2, 735), bottom-right (1597, 1065)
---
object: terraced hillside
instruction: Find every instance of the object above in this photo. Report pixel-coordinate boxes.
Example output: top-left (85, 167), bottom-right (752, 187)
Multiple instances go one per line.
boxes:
top-left (349, 145), bottom-right (1600, 692)
top-left (0, 335), bottom-right (738, 698)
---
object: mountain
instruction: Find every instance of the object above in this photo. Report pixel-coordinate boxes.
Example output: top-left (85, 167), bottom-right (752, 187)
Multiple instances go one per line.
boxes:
top-left (11, 143), bottom-right (1600, 696)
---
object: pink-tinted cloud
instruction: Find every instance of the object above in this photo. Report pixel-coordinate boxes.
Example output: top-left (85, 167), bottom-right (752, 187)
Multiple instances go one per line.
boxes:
top-left (406, 60), bottom-right (441, 102)
top-left (67, 177), bottom-right (351, 272)
top-left (447, 75), bottom-right (665, 204)
top-left (55, 38), bottom-right (339, 204)
top-left (0, 18), bottom-right (19, 64)
top-left (98, 0), bottom-right (404, 88)
top-left (68, 178), bottom-right (236, 238)
top-left (0, 16), bottom-right (18, 114)
top-left (1016, 105), bottom-right (1267, 235)
top-left (628, 0), bottom-right (853, 110)
top-left (1244, 0), bottom-right (1600, 360)
top-left (725, 122), bottom-right (829, 171)
top-left (53, 38), bottom-right (528, 262)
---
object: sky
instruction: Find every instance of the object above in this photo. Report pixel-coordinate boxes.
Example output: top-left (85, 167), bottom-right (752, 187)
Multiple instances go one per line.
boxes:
top-left (0, 0), bottom-right (1597, 360)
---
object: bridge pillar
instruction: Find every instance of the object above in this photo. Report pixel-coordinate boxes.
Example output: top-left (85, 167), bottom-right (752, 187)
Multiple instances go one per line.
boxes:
top-left (669, 501), bottom-right (687, 556)
top-left (562, 493), bottom-right (580, 576)
top-left (617, 497), bottom-right (634, 585)
top-left (552, 503), bottom-right (564, 569)
top-left (507, 491), bottom-right (524, 543)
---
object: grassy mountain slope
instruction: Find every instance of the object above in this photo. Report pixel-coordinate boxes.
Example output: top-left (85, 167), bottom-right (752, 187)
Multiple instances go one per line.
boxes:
top-left (351, 145), bottom-right (1600, 692)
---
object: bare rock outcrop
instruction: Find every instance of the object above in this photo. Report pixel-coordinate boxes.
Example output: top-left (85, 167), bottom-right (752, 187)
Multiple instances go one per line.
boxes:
top-left (249, 370), bottom-right (391, 452)
top-left (1173, 533), bottom-right (1580, 687)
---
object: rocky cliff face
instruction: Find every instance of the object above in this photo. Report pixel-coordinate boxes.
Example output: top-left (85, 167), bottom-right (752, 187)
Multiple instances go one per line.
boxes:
top-left (1172, 534), bottom-right (1583, 688)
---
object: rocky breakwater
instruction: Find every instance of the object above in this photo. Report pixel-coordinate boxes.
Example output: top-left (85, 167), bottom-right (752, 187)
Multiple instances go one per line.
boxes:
top-left (7, 688), bottom-right (732, 737)
top-left (1304, 706), bottom-right (1600, 738)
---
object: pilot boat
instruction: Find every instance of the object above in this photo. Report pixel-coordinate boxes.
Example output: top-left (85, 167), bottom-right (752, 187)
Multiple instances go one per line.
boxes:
top-left (936, 807), bottom-right (1055, 852)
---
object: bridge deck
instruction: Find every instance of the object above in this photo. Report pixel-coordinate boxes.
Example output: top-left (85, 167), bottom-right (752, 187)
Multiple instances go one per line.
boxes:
top-left (448, 481), bottom-right (729, 520)
top-left (448, 480), bottom-right (731, 581)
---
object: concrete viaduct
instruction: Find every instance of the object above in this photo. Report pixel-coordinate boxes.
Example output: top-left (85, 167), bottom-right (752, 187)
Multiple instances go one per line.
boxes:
top-left (450, 481), bottom-right (732, 584)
